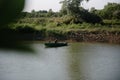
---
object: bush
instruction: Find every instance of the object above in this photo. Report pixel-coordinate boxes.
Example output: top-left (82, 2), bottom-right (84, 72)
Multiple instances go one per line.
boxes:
top-left (15, 25), bottom-right (35, 33)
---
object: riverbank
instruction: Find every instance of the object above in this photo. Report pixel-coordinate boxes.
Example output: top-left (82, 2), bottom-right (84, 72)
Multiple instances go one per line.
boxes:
top-left (0, 27), bottom-right (120, 44)
top-left (6, 21), bottom-right (120, 44)
top-left (33, 30), bottom-right (120, 44)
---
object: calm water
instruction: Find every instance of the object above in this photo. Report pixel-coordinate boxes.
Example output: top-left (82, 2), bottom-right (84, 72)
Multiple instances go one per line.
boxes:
top-left (0, 43), bottom-right (120, 80)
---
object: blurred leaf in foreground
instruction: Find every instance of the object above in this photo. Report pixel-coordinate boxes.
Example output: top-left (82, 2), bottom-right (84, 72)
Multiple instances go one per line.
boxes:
top-left (0, 0), bottom-right (25, 26)
top-left (0, 0), bottom-right (34, 52)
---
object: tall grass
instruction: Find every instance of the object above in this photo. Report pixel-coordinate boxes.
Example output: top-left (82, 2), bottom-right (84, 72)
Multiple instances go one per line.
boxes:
top-left (10, 17), bottom-right (120, 34)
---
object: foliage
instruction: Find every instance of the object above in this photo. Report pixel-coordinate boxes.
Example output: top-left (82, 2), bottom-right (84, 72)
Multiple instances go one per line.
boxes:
top-left (60, 0), bottom-right (89, 15)
top-left (112, 10), bottom-right (120, 19)
top-left (59, 0), bottom-right (102, 24)
top-left (14, 24), bottom-right (36, 33)
top-left (96, 3), bottom-right (120, 19)
top-left (103, 19), bottom-right (120, 25)
top-left (80, 8), bottom-right (102, 23)
top-left (0, 0), bottom-right (25, 26)
top-left (20, 9), bottom-right (60, 18)
top-left (0, 0), bottom-right (34, 51)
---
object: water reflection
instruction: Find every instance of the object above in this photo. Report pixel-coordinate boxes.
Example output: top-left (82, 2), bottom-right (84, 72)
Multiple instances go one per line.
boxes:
top-left (67, 43), bottom-right (83, 80)
top-left (0, 43), bottom-right (120, 80)
top-left (67, 43), bottom-right (120, 80)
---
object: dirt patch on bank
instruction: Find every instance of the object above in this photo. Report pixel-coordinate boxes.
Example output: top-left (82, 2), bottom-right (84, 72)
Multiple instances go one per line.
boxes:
top-left (35, 30), bottom-right (120, 44)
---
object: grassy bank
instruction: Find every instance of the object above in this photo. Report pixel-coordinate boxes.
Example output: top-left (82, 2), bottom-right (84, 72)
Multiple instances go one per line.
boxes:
top-left (11, 18), bottom-right (120, 30)
top-left (7, 19), bottom-right (120, 44)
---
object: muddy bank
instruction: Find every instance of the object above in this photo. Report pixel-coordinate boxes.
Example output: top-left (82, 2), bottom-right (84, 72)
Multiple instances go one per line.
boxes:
top-left (67, 31), bottom-right (120, 44)
top-left (1, 29), bottom-right (119, 44)
top-left (34, 30), bottom-right (120, 44)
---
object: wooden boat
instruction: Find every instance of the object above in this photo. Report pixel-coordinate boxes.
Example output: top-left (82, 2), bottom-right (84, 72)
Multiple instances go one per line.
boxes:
top-left (45, 42), bottom-right (68, 47)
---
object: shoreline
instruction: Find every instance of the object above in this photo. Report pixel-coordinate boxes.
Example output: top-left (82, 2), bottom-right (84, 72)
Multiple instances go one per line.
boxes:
top-left (33, 30), bottom-right (120, 44)
top-left (1, 29), bottom-right (120, 44)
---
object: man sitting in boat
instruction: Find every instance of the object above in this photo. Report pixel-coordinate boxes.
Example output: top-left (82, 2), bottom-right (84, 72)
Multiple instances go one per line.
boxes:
top-left (55, 39), bottom-right (58, 43)
top-left (45, 39), bottom-right (67, 47)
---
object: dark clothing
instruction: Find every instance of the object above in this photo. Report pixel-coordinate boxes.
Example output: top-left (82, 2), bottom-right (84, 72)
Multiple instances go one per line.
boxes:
top-left (55, 39), bottom-right (58, 43)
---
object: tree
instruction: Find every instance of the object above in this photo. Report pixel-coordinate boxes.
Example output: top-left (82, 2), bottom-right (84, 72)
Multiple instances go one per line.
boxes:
top-left (47, 9), bottom-right (54, 17)
top-left (60, 0), bottom-right (89, 15)
top-left (60, 0), bottom-right (68, 15)
top-left (96, 3), bottom-right (120, 19)
top-left (90, 7), bottom-right (97, 13)
top-left (113, 10), bottom-right (120, 19)
top-left (59, 0), bottom-right (90, 24)
top-left (59, 0), bottom-right (102, 24)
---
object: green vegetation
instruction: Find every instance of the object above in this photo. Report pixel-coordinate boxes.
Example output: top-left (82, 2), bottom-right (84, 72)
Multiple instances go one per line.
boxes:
top-left (1, 1), bottom-right (120, 43)
top-left (12, 3), bottom-right (120, 33)
top-left (93, 3), bottom-right (120, 20)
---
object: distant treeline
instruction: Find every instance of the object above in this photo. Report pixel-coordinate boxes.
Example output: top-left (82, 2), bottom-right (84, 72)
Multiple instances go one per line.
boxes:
top-left (19, 3), bottom-right (120, 24)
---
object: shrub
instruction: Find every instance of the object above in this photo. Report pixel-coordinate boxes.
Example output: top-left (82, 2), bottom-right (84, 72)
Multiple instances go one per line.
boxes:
top-left (15, 25), bottom-right (35, 33)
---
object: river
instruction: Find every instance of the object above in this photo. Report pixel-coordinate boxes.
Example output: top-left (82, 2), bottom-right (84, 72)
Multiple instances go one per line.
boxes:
top-left (0, 42), bottom-right (120, 80)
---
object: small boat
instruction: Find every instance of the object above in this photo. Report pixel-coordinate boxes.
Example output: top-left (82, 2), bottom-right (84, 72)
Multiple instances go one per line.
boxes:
top-left (45, 42), bottom-right (68, 47)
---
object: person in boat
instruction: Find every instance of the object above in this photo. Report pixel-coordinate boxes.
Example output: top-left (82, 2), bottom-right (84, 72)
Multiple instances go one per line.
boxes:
top-left (54, 39), bottom-right (58, 43)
